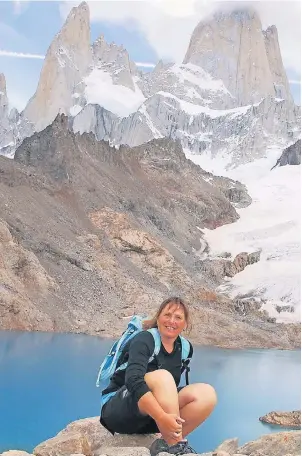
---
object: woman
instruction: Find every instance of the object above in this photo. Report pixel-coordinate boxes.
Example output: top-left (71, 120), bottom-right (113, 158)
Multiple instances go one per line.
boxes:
top-left (100, 297), bottom-right (217, 455)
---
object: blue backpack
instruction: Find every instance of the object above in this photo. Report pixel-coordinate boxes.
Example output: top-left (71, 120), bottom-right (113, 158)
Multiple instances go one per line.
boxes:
top-left (96, 315), bottom-right (192, 407)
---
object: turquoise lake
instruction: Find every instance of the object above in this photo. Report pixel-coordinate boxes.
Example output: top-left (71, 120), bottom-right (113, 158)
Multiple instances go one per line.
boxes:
top-left (0, 330), bottom-right (300, 453)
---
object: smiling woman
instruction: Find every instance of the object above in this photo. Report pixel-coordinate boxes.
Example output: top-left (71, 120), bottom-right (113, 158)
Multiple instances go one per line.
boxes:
top-left (100, 296), bottom-right (217, 456)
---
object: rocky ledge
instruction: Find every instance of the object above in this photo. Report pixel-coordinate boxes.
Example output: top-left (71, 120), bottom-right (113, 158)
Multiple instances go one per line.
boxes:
top-left (1, 417), bottom-right (300, 456)
top-left (259, 410), bottom-right (301, 427)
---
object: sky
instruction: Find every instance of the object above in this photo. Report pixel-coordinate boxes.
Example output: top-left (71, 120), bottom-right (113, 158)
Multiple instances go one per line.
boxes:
top-left (0, 0), bottom-right (301, 111)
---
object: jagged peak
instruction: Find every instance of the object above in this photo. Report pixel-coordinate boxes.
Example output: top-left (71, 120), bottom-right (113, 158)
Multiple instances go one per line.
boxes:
top-left (93, 33), bottom-right (130, 57)
top-left (263, 24), bottom-right (278, 37)
top-left (65, 1), bottom-right (89, 21)
top-left (53, 0), bottom-right (90, 46)
top-left (153, 60), bottom-right (174, 73)
top-left (0, 73), bottom-right (7, 95)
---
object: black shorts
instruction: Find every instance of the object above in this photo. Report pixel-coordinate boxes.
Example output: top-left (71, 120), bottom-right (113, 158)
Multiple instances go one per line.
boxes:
top-left (100, 385), bottom-right (184, 435)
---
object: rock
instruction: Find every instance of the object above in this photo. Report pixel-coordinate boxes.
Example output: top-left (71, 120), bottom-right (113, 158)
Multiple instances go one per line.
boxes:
top-left (33, 417), bottom-right (157, 456)
top-left (96, 448), bottom-right (150, 456)
top-left (263, 25), bottom-right (292, 101)
top-left (0, 219), bottom-right (13, 243)
top-left (259, 411), bottom-right (301, 427)
top-left (214, 437), bottom-right (239, 453)
top-left (237, 430), bottom-right (301, 456)
top-left (183, 9), bottom-right (286, 106)
top-left (0, 219), bottom-right (55, 331)
top-left (92, 35), bottom-right (137, 92)
top-left (6, 418), bottom-right (301, 456)
top-left (275, 305), bottom-right (295, 314)
top-left (271, 140), bottom-right (301, 169)
top-left (200, 250), bottom-right (261, 284)
top-left (248, 251), bottom-right (261, 265)
top-left (213, 451), bottom-right (231, 456)
top-left (24, 2), bottom-right (92, 131)
top-left (1, 452), bottom-right (33, 456)
top-left (233, 253), bottom-right (249, 273)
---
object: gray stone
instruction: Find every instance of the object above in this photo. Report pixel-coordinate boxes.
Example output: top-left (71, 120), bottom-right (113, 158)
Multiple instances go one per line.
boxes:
top-left (33, 418), bottom-right (157, 456)
top-left (237, 430), bottom-right (301, 456)
top-left (215, 437), bottom-right (239, 453)
top-left (259, 410), bottom-right (301, 427)
top-left (271, 139), bottom-right (301, 169)
top-left (96, 448), bottom-right (150, 456)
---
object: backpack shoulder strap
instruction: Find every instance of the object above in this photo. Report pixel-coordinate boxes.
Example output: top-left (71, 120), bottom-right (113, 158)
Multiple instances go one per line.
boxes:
top-left (179, 336), bottom-right (191, 361)
top-left (147, 328), bottom-right (161, 356)
top-left (179, 336), bottom-right (193, 386)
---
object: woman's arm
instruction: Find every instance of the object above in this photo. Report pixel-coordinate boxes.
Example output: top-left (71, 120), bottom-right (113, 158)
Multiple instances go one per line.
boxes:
top-left (124, 331), bottom-right (155, 403)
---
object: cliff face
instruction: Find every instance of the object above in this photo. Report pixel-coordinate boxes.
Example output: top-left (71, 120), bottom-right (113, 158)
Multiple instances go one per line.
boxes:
top-left (263, 25), bottom-right (293, 101)
top-left (183, 9), bottom-right (277, 105)
top-left (24, 1), bottom-right (92, 131)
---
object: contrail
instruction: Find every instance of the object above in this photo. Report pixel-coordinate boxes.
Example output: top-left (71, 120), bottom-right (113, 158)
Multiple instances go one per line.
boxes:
top-left (0, 50), bottom-right (45, 59)
top-left (0, 49), bottom-right (156, 68)
top-left (289, 79), bottom-right (301, 85)
top-left (135, 62), bottom-right (156, 68)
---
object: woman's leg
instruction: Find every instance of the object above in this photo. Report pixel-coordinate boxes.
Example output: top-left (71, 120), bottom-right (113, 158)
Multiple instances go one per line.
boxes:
top-left (142, 369), bottom-right (182, 444)
top-left (178, 383), bottom-right (217, 437)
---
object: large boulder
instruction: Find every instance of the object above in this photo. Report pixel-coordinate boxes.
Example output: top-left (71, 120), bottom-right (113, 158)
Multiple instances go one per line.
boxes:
top-left (236, 430), bottom-right (301, 456)
top-left (33, 417), bottom-right (157, 456)
top-left (259, 411), bottom-right (301, 427)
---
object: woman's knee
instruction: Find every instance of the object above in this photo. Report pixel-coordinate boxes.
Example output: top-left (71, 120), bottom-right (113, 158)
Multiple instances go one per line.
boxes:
top-left (182, 383), bottom-right (217, 406)
top-left (196, 383), bottom-right (217, 406)
top-left (145, 369), bottom-right (175, 389)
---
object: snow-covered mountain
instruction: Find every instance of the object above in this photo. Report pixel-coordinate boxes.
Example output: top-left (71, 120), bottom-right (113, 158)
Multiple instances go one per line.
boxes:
top-left (0, 2), bottom-right (300, 166)
top-left (0, 73), bottom-right (34, 158)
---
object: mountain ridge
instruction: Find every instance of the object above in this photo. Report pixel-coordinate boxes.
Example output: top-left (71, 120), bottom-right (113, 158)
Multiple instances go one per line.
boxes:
top-left (0, 2), bottom-right (300, 167)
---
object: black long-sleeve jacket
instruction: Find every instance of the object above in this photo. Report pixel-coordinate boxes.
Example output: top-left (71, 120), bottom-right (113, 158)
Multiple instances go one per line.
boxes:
top-left (102, 330), bottom-right (193, 404)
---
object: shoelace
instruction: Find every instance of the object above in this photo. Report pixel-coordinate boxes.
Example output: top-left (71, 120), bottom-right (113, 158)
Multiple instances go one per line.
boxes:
top-left (185, 442), bottom-right (197, 454)
top-left (174, 441), bottom-right (190, 455)
top-left (174, 441), bottom-right (197, 455)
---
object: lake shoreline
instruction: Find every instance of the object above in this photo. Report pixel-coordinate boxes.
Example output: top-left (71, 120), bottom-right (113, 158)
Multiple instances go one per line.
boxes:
top-left (0, 326), bottom-right (301, 351)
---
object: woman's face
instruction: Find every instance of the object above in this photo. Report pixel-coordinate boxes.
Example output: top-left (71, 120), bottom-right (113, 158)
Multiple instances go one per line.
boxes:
top-left (157, 303), bottom-right (187, 340)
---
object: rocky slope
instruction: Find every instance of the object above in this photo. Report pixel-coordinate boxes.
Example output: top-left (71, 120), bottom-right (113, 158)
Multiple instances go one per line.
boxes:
top-left (0, 114), bottom-right (299, 348)
top-left (0, 3), bottom-right (300, 168)
top-left (2, 416), bottom-right (300, 456)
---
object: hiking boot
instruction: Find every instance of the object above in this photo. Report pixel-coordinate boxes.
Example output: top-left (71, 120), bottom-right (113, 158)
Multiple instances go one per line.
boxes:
top-left (168, 440), bottom-right (197, 455)
top-left (150, 438), bottom-right (169, 456)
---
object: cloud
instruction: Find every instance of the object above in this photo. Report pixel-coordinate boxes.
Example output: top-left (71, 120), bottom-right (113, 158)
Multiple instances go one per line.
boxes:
top-left (0, 49), bottom-right (45, 59)
top-left (13, 1), bottom-right (30, 15)
top-left (289, 79), bottom-right (301, 85)
top-left (59, 0), bottom-right (301, 75)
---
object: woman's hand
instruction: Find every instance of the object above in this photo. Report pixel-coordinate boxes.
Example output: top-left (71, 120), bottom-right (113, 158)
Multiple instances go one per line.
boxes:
top-left (157, 412), bottom-right (185, 440)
